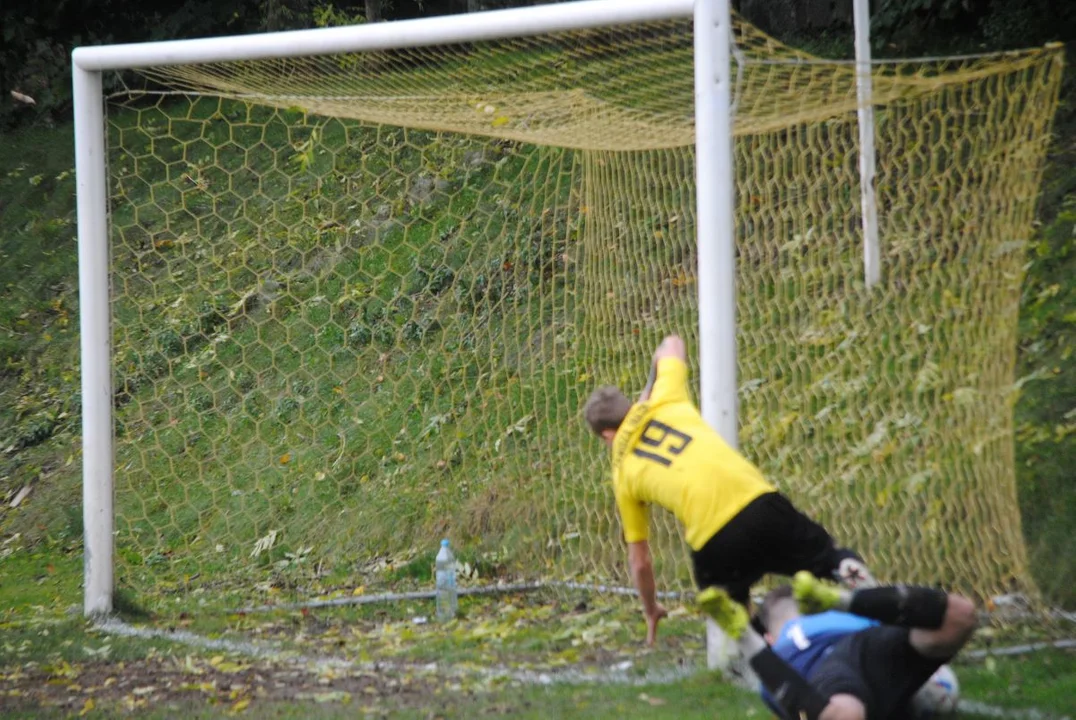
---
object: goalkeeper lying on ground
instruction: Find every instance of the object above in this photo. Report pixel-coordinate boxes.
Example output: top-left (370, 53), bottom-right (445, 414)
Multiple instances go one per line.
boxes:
top-left (733, 573), bottom-right (977, 720)
top-left (583, 334), bottom-right (875, 645)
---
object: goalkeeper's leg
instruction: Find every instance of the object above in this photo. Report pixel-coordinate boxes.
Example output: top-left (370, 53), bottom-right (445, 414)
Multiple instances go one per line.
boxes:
top-left (698, 587), bottom-right (864, 720)
top-left (794, 572), bottom-right (978, 658)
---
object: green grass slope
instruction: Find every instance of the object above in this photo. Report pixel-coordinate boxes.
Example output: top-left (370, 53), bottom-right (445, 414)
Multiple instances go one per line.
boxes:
top-left (0, 124), bottom-right (84, 551)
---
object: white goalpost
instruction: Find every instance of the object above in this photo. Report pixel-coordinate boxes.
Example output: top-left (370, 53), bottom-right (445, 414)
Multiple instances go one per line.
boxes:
top-left (74, 63), bottom-right (115, 619)
top-left (692, 0), bottom-right (742, 674)
top-left (853, 0), bottom-right (881, 289)
top-left (73, 0), bottom-right (740, 669)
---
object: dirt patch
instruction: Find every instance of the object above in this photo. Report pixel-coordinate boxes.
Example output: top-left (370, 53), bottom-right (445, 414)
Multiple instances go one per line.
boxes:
top-left (0, 655), bottom-right (466, 716)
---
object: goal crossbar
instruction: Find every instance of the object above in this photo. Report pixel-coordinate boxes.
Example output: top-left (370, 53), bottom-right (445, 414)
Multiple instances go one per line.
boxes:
top-left (71, 0), bottom-right (694, 71)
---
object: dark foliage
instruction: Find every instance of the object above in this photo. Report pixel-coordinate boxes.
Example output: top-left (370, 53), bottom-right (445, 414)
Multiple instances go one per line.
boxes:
top-left (4, 0), bottom-right (1073, 129)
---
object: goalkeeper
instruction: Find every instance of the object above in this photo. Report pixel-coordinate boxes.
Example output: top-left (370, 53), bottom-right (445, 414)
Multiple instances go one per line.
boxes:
top-left (583, 334), bottom-right (875, 646)
top-left (744, 573), bottom-right (977, 720)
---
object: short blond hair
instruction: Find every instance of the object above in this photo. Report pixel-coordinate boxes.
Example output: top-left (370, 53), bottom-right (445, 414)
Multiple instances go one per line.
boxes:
top-left (759, 585), bottom-right (796, 633)
top-left (583, 386), bottom-right (632, 435)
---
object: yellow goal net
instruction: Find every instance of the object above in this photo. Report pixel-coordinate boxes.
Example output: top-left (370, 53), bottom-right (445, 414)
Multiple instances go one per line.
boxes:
top-left (103, 16), bottom-right (1063, 606)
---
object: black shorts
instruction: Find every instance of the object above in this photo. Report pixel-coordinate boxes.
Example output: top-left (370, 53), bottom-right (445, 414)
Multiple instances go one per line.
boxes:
top-left (809, 627), bottom-right (947, 719)
top-left (691, 492), bottom-right (859, 605)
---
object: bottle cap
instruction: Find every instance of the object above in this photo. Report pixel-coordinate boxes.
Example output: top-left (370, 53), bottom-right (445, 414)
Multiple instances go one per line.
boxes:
top-left (441, 539), bottom-right (449, 547)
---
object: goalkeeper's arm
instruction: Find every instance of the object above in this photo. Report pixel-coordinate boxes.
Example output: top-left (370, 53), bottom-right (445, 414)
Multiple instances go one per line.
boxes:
top-left (639, 334), bottom-right (687, 401)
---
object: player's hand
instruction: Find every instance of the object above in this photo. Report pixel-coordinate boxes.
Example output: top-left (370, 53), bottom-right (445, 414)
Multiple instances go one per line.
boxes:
top-left (645, 603), bottom-right (668, 646)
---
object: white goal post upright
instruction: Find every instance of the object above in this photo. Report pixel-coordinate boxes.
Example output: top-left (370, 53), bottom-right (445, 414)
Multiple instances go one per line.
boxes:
top-left (71, 2), bottom-right (736, 678)
top-left (74, 64), bottom-right (115, 618)
top-left (693, 0), bottom-right (740, 673)
top-left (854, 0), bottom-right (881, 288)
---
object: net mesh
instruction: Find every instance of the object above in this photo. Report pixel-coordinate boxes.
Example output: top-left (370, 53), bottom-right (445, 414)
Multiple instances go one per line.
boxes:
top-left (103, 16), bottom-right (1063, 606)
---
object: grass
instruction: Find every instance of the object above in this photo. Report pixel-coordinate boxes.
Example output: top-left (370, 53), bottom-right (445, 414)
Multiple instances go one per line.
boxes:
top-left (454, 652), bottom-right (1076, 720)
top-left (0, 680), bottom-right (764, 720)
top-left (0, 548), bottom-right (81, 618)
top-left (9, 667), bottom-right (1075, 720)
top-left (426, 675), bottom-right (766, 720)
top-left (960, 648), bottom-right (1076, 713)
top-left (0, 616), bottom-right (179, 668)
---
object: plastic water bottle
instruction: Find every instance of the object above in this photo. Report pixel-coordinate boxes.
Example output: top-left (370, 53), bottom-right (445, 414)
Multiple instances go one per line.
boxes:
top-left (435, 539), bottom-right (458, 622)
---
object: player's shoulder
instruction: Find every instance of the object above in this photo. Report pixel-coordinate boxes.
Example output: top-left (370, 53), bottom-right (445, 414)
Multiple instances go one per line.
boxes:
top-left (643, 398), bottom-right (708, 437)
top-left (611, 401), bottom-right (653, 468)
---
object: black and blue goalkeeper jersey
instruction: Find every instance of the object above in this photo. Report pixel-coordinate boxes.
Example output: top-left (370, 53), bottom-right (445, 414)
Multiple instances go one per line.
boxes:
top-left (761, 611), bottom-right (879, 713)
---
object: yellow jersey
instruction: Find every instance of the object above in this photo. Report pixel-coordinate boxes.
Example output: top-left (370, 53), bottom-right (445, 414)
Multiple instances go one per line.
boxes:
top-left (611, 357), bottom-right (775, 551)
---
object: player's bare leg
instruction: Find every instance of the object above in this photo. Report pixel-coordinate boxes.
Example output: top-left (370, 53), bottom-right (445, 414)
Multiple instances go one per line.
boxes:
top-left (820, 694), bottom-right (867, 720)
top-left (908, 594), bottom-right (977, 658)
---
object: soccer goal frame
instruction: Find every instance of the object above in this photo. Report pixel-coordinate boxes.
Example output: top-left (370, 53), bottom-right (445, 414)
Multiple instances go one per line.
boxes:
top-left (73, 0), bottom-right (738, 626)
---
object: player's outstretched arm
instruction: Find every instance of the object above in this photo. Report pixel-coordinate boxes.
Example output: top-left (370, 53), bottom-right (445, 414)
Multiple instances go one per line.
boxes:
top-left (627, 540), bottom-right (667, 645)
top-left (639, 334), bottom-right (687, 401)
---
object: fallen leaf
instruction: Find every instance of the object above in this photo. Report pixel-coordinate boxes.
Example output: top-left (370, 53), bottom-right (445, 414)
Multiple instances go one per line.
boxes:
top-left (9, 485), bottom-right (31, 508)
top-left (296, 691), bottom-right (352, 703)
top-left (216, 661), bottom-right (248, 673)
top-left (11, 90), bottom-right (36, 106)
